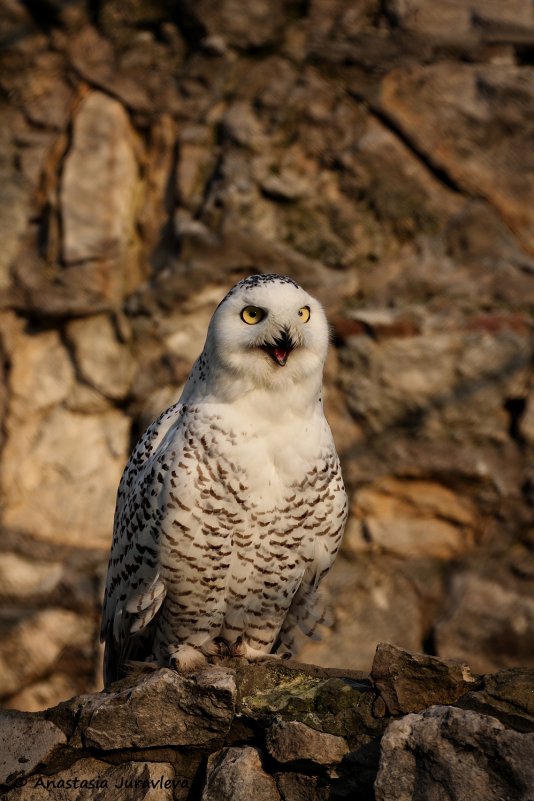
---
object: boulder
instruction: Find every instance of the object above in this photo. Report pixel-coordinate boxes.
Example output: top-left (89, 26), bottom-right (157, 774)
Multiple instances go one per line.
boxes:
top-left (61, 91), bottom-right (139, 266)
top-left (6, 758), bottom-right (179, 801)
top-left (371, 642), bottom-right (479, 715)
top-left (0, 711), bottom-right (66, 785)
top-left (266, 720), bottom-right (349, 766)
top-left (78, 666), bottom-right (236, 750)
top-left (375, 705), bottom-right (534, 801)
top-left (202, 747), bottom-right (280, 801)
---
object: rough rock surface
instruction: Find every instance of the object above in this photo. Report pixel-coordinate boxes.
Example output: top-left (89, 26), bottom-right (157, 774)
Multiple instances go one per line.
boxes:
top-left (375, 706), bottom-right (534, 801)
top-left (371, 642), bottom-right (479, 715)
top-left (202, 747), bottom-right (280, 801)
top-left (0, 712), bottom-right (66, 785)
top-left (266, 720), bottom-right (349, 766)
top-left (0, 648), bottom-right (533, 801)
top-left (78, 666), bottom-right (236, 750)
top-left (5, 759), bottom-right (178, 801)
top-left (0, 0), bottom-right (533, 708)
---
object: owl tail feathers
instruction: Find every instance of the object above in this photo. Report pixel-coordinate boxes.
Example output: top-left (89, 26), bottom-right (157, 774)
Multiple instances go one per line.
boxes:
top-left (276, 588), bottom-right (333, 654)
top-left (297, 592), bottom-right (334, 640)
top-left (126, 576), bottom-right (166, 634)
top-left (103, 613), bottom-right (160, 688)
top-left (103, 629), bottom-right (122, 687)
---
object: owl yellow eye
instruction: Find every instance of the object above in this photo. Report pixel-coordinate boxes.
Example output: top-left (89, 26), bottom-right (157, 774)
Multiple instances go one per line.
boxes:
top-left (241, 306), bottom-right (265, 325)
top-left (298, 305), bottom-right (311, 323)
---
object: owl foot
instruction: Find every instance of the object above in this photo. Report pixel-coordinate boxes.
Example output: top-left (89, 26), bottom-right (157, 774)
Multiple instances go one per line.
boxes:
top-left (200, 637), bottom-right (231, 658)
top-left (169, 644), bottom-right (208, 673)
top-left (281, 651), bottom-right (293, 660)
top-left (230, 637), bottom-right (279, 662)
top-left (213, 637), bottom-right (232, 657)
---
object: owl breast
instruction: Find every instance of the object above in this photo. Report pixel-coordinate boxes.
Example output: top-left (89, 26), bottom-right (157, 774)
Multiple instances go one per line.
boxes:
top-left (153, 401), bottom-right (346, 661)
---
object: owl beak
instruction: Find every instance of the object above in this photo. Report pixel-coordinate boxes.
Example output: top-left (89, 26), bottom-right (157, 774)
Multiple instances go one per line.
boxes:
top-left (263, 329), bottom-right (294, 366)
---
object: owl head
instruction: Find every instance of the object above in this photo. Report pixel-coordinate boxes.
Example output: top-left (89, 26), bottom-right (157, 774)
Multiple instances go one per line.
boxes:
top-left (199, 274), bottom-right (330, 396)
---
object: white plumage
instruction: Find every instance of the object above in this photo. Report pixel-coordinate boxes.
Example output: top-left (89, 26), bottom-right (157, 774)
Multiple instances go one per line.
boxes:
top-left (101, 274), bottom-right (348, 686)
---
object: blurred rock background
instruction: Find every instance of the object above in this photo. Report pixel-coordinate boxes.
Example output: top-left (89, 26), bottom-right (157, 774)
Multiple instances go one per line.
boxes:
top-left (0, 0), bottom-right (533, 711)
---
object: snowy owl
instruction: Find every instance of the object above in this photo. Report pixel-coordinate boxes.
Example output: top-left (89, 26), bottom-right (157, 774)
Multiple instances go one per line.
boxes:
top-left (101, 274), bottom-right (348, 686)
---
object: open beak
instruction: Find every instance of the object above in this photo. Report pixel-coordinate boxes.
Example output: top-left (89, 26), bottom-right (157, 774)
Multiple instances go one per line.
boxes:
top-left (263, 329), bottom-right (294, 366)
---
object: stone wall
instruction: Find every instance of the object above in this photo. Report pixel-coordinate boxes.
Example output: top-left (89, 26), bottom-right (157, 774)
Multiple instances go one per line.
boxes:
top-left (1, 645), bottom-right (533, 801)
top-left (1, 0), bottom-right (534, 709)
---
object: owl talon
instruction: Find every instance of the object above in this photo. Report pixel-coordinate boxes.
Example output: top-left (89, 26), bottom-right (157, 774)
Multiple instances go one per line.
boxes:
top-left (229, 638), bottom-right (278, 662)
top-left (169, 644), bottom-right (207, 673)
top-left (230, 636), bottom-right (245, 657)
top-left (201, 637), bottom-right (231, 657)
top-left (213, 637), bottom-right (231, 657)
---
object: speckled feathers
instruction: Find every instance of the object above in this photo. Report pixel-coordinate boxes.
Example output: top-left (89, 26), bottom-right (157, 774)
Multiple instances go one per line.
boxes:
top-left (101, 275), bottom-right (347, 685)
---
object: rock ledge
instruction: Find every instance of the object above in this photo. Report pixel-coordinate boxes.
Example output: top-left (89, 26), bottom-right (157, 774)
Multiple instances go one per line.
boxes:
top-left (0, 644), bottom-right (533, 801)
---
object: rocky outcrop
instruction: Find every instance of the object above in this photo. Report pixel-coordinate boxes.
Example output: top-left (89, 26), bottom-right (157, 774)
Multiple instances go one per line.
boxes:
top-left (0, 0), bottom-right (533, 708)
top-left (0, 646), bottom-right (533, 801)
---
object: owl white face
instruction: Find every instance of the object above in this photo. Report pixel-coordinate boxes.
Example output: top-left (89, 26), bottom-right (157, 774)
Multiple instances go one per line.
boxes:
top-left (207, 275), bottom-right (329, 390)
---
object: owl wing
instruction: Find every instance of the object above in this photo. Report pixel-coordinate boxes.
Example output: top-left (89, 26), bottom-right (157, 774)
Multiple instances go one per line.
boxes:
top-left (100, 402), bottom-right (185, 686)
